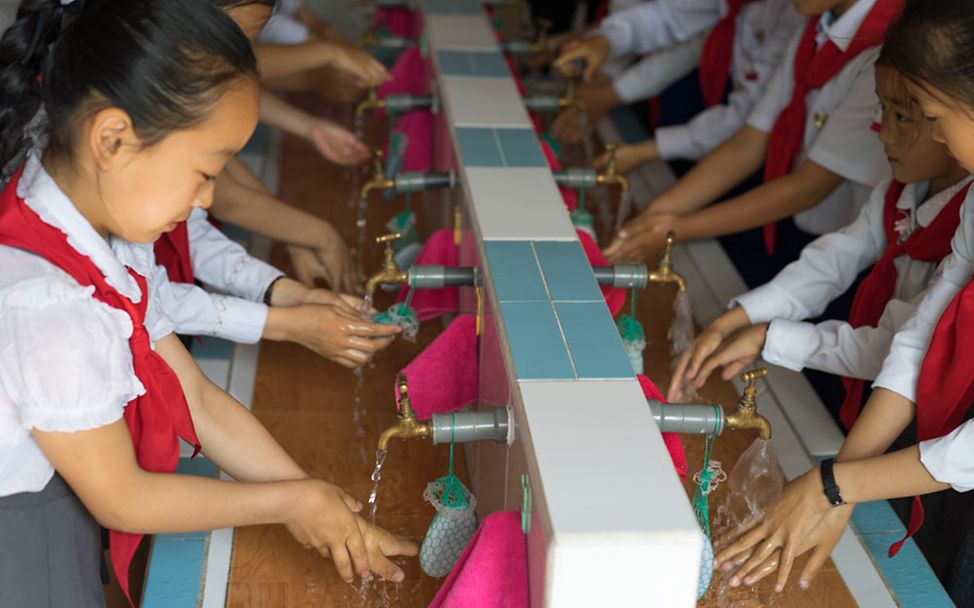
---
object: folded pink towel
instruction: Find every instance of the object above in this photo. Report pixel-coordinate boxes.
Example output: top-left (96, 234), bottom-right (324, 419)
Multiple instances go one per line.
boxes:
top-left (378, 46), bottom-right (429, 98)
top-left (540, 140), bottom-right (578, 212)
top-left (637, 374), bottom-right (688, 482)
top-left (374, 6), bottom-right (421, 39)
top-left (428, 510), bottom-right (528, 608)
top-left (395, 229), bottom-right (459, 320)
top-left (398, 109), bottom-right (434, 173)
top-left (398, 314), bottom-right (478, 420)
top-left (576, 230), bottom-right (626, 317)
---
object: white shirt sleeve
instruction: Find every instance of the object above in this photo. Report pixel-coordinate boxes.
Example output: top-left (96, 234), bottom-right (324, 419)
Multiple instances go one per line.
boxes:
top-left (612, 34), bottom-right (704, 104)
top-left (733, 177), bottom-right (889, 323)
top-left (656, 99), bottom-right (747, 161)
top-left (747, 30), bottom-right (801, 133)
top-left (919, 419), bottom-right (974, 492)
top-left (806, 55), bottom-right (886, 187)
top-left (152, 265), bottom-right (268, 345)
top-left (873, 192), bottom-right (974, 400)
top-left (258, 13), bottom-right (310, 45)
top-left (0, 278), bottom-right (142, 434)
top-left (187, 209), bottom-right (284, 303)
top-left (761, 296), bottom-right (917, 379)
top-left (598, 0), bottom-right (721, 58)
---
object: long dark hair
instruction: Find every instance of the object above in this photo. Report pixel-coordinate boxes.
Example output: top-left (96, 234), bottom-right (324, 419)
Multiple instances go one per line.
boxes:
top-left (0, 0), bottom-right (258, 170)
top-left (882, 0), bottom-right (974, 111)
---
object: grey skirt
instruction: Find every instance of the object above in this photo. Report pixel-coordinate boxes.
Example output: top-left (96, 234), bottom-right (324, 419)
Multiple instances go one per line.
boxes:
top-left (0, 474), bottom-right (105, 607)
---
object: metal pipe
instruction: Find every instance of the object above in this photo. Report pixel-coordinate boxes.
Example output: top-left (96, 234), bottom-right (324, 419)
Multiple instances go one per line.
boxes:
top-left (500, 39), bottom-right (533, 55)
top-left (376, 35), bottom-right (414, 51)
top-left (647, 400), bottom-right (725, 436)
top-left (385, 94), bottom-right (435, 114)
top-left (431, 408), bottom-right (510, 445)
top-left (592, 264), bottom-right (648, 289)
top-left (408, 265), bottom-right (478, 289)
top-left (523, 94), bottom-right (560, 112)
top-left (394, 171), bottom-right (454, 193)
top-left (551, 168), bottom-right (598, 190)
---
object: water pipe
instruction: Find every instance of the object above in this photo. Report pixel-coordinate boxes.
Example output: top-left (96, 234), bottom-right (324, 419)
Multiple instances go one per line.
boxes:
top-left (591, 264), bottom-right (648, 289)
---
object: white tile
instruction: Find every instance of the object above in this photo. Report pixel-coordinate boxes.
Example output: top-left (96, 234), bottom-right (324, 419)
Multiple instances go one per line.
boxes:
top-left (441, 76), bottom-right (531, 128)
top-left (463, 168), bottom-right (576, 240)
top-left (425, 14), bottom-right (500, 51)
top-left (516, 380), bottom-right (701, 538)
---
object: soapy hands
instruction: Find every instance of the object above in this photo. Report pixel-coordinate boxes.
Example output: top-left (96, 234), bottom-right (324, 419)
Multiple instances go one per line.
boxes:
top-left (604, 212), bottom-right (680, 263)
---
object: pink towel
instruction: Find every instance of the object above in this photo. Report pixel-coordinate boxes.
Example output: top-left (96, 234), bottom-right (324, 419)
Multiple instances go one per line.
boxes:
top-left (576, 230), bottom-right (626, 317)
top-left (398, 314), bottom-right (478, 420)
top-left (395, 229), bottom-right (459, 319)
top-left (428, 511), bottom-right (528, 608)
top-left (637, 374), bottom-right (688, 482)
top-left (374, 7), bottom-right (421, 40)
top-left (540, 140), bottom-right (578, 212)
top-left (378, 46), bottom-right (429, 98)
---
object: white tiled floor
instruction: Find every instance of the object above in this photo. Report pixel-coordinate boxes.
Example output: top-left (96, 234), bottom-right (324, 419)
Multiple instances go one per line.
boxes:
top-left (440, 76), bottom-right (532, 128)
top-left (463, 167), bottom-right (576, 240)
top-left (425, 14), bottom-right (500, 51)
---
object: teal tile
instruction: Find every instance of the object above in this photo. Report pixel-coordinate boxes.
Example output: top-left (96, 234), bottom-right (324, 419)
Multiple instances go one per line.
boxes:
top-left (190, 336), bottom-right (234, 360)
top-left (533, 241), bottom-right (603, 302)
top-left (424, 0), bottom-right (482, 15)
top-left (851, 500), bottom-right (908, 535)
top-left (495, 129), bottom-right (547, 167)
top-left (436, 50), bottom-right (475, 76)
top-left (499, 302), bottom-right (574, 380)
top-left (859, 532), bottom-right (953, 607)
top-left (142, 538), bottom-right (206, 608)
top-left (484, 241), bottom-right (548, 301)
top-left (456, 127), bottom-right (504, 167)
top-left (554, 302), bottom-right (633, 379)
top-left (469, 52), bottom-right (510, 77)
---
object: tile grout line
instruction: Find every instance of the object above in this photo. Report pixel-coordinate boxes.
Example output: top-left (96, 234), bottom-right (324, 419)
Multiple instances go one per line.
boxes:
top-left (491, 127), bottom-right (508, 167)
top-left (530, 242), bottom-right (579, 379)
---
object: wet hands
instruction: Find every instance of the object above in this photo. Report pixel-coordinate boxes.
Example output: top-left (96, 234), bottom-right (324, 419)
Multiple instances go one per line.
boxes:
top-left (714, 469), bottom-right (852, 592)
top-left (668, 320), bottom-right (768, 401)
top-left (553, 35), bottom-right (610, 82)
top-left (287, 232), bottom-right (359, 294)
top-left (550, 80), bottom-right (620, 143)
top-left (604, 212), bottom-right (680, 263)
top-left (287, 480), bottom-right (416, 583)
top-left (286, 302), bottom-right (400, 368)
top-left (332, 46), bottom-right (390, 89)
top-left (308, 118), bottom-right (370, 167)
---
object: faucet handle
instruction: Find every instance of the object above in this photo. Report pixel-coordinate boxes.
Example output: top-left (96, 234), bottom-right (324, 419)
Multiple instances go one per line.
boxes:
top-left (741, 368), bottom-right (768, 387)
top-left (376, 232), bottom-right (401, 247)
top-left (396, 374), bottom-right (409, 399)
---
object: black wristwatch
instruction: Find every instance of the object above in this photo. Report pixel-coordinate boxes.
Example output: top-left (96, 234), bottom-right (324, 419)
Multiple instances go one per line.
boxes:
top-left (263, 276), bottom-right (286, 306)
top-left (820, 458), bottom-right (846, 507)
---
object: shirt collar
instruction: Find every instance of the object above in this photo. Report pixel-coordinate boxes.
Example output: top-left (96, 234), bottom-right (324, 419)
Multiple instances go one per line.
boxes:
top-left (816, 0), bottom-right (877, 52)
top-left (17, 150), bottom-right (142, 302)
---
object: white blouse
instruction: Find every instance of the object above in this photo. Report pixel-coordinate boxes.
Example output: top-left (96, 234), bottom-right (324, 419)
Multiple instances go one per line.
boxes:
top-left (734, 174), bottom-right (973, 379)
top-left (0, 152), bottom-right (173, 496)
top-left (746, 0), bottom-right (885, 235)
top-left (151, 208), bottom-right (280, 345)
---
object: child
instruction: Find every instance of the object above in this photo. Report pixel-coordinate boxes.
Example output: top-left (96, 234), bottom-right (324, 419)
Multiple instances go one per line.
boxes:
top-left (604, 0), bottom-right (901, 282)
top-left (668, 59), bottom-right (971, 432)
top-left (713, 1), bottom-right (974, 598)
top-left (553, 0), bottom-right (804, 157)
top-left (0, 2), bottom-right (414, 604)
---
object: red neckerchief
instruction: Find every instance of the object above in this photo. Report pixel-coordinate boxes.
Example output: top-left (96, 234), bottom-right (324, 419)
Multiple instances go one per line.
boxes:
top-left (892, 193), bottom-right (974, 556)
top-left (699, 0), bottom-right (759, 107)
top-left (0, 167), bottom-right (200, 605)
top-left (762, 0), bottom-right (903, 254)
top-left (839, 180), bottom-right (969, 430)
top-left (154, 220), bottom-right (194, 284)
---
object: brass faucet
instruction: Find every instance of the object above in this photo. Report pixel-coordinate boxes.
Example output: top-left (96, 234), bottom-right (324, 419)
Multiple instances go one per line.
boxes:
top-left (355, 87), bottom-right (386, 119)
top-left (360, 149), bottom-right (395, 200)
top-left (365, 232), bottom-right (408, 301)
top-left (647, 231), bottom-right (687, 293)
top-left (595, 143), bottom-right (630, 194)
top-left (725, 369), bottom-right (772, 440)
top-left (355, 27), bottom-right (379, 49)
top-left (530, 17), bottom-right (553, 56)
top-left (556, 64), bottom-right (587, 114)
top-left (378, 375), bottom-right (432, 451)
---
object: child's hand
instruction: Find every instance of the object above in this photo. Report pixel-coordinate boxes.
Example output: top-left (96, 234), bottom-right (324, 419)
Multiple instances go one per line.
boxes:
top-left (307, 118), bottom-right (370, 167)
top-left (684, 323), bottom-right (769, 395)
top-left (283, 304), bottom-right (400, 367)
top-left (314, 226), bottom-right (360, 294)
top-left (553, 35), bottom-right (611, 81)
top-left (332, 46), bottom-right (390, 89)
top-left (285, 480), bottom-right (372, 582)
top-left (667, 307), bottom-right (752, 401)
top-left (714, 470), bottom-right (853, 592)
top-left (356, 517), bottom-right (419, 583)
top-left (604, 212), bottom-right (678, 263)
top-left (302, 289), bottom-right (370, 315)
